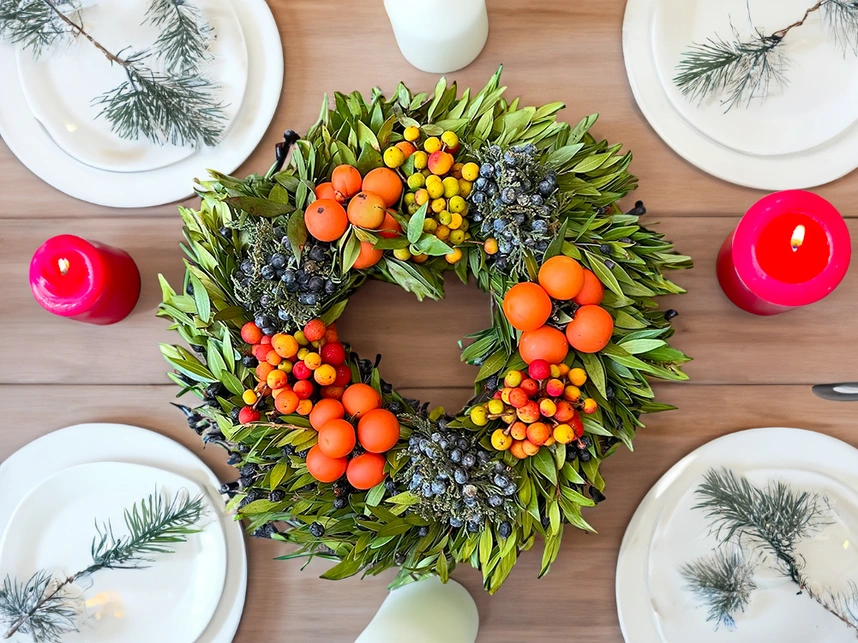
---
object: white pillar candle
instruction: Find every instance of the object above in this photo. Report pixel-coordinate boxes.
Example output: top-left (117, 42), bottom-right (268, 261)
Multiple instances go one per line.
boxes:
top-left (355, 576), bottom-right (480, 643)
top-left (383, 0), bottom-right (489, 74)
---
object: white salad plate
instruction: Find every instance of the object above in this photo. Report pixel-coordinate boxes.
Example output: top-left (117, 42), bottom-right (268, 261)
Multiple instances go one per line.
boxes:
top-left (623, 0), bottom-right (858, 189)
top-left (0, 0), bottom-right (282, 207)
top-left (0, 461), bottom-right (227, 643)
top-left (0, 423), bottom-right (247, 643)
top-left (16, 0), bottom-right (248, 174)
top-left (616, 428), bottom-right (858, 643)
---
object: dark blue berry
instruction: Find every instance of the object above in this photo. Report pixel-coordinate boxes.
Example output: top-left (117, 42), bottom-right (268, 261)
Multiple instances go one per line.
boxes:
top-left (431, 480), bottom-right (447, 495)
top-left (454, 468), bottom-right (469, 484)
top-left (494, 474), bottom-right (511, 488)
top-left (467, 521), bottom-right (481, 533)
top-left (457, 438), bottom-right (469, 450)
top-left (450, 517), bottom-right (464, 528)
top-left (269, 490), bottom-right (285, 502)
top-left (530, 194), bottom-right (544, 206)
top-left (538, 180), bottom-right (554, 196)
top-left (501, 187), bottom-right (517, 205)
top-left (475, 177), bottom-right (488, 190)
top-left (269, 253), bottom-right (286, 269)
top-left (417, 526), bottom-right (429, 537)
top-left (479, 163), bottom-right (494, 178)
top-left (309, 522), bottom-right (325, 537)
top-left (498, 521), bottom-right (512, 538)
top-left (260, 265), bottom-right (276, 280)
top-left (309, 246), bottom-right (327, 261)
top-left (488, 494), bottom-right (503, 507)
top-left (242, 354), bottom-right (258, 368)
top-left (462, 453), bottom-right (476, 468)
top-left (449, 448), bottom-right (462, 463)
top-left (240, 260), bottom-right (254, 275)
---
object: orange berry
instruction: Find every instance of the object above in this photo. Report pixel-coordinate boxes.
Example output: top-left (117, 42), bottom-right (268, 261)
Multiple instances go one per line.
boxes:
top-left (538, 255), bottom-right (584, 300)
top-left (347, 191), bottom-right (387, 229)
top-left (538, 398), bottom-right (557, 418)
top-left (509, 440), bottom-right (528, 460)
top-left (502, 282), bottom-right (552, 331)
top-left (293, 380), bottom-right (314, 400)
top-left (564, 385), bottom-right (581, 402)
top-left (427, 150), bottom-right (454, 175)
top-left (565, 305), bottom-right (614, 353)
top-left (331, 164), bottom-right (362, 200)
top-left (309, 398), bottom-right (345, 431)
top-left (516, 401), bottom-right (540, 424)
top-left (305, 199), bottom-right (348, 242)
top-left (274, 389), bottom-right (300, 414)
top-left (314, 181), bottom-right (337, 201)
top-left (522, 440), bottom-right (540, 456)
top-left (554, 400), bottom-right (576, 422)
top-left (352, 241), bottom-right (383, 270)
top-left (510, 421), bottom-right (528, 440)
top-left (519, 325), bottom-right (569, 364)
top-left (266, 351), bottom-right (282, 366)
top-left (583, 398), bottom-right (599, 414)
top-left (378, 209), bottom-right (402, 239)
top-left (573, 269), bottom-right (605, 306)
top-left (306, 445), bottom-right (347, 483)
top-left (272, 333), bottom-right (299, 358)
top-left (304, 352), bottom-right (322, 370)
top-left (508, 387), bottom-right (529, 409)
top-left (395, 141), bottom-right (416, 159)
top-left (342, 383), bottom-right (381, 418)
top-left (362, 168), bottom-right (403, 208)
top-left (303, 318), bottom-right (327, 342)
top-left (318, 419), bottom-right (356, 458)
top-left (357, 408), bottom-right (400, 453)
top-left (346, 452), bottom-right (387, 490)
top-left (240, 322), bottom-right (262, 344)
top-left (256, 361), bottom-right (275, 381)
top-left (526, 422), bottom-right (551, 446)
top-left (314, 363), bottom-right (337, 386)
top-left (324, 323), bottom-right (339, 343)
top-left (267, 369), bottom-right (288, 390)
top-left (296, 399), bottom-right (313, 415)
top-left (252, 343), bottom-right (273, 362)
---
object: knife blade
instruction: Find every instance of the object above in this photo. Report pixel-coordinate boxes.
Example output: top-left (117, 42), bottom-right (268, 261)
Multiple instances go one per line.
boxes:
top-left (812, 383), bottom-right (858, 401)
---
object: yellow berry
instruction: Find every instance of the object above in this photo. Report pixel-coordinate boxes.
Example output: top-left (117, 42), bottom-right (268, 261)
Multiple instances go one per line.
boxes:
top-left (450, 162), bottom-right (464, 179)
top-left (414, 189), bottom-right (429, 206)
top-left (460, 219), bottom-right (469, 232)
top-left (423, 218), bottom-right (438, 233)
top-left (242, 389), bottom-right (258, 405)
top-left (393, 248), bottom-right (412, 261)
top-left (487, 399), bottom-right (505, 415)
top-left (558, 363), bottom-right (570, 376)
top-left (314, 363), bottom-right (337, 385)
top-left (413, 151), bottom-right (428, 170)
top-left (297, 347), bottom-right (309, 360)
top-left (491, 429), bottom-right (513, 451)
top-left (383, 146), bottom-right (405, 168)
top-left (442, 176), bottom-right (460, 198)
top-left (583, 398), bottom-right (598, 414)
top-left (484, 238), bottom-right (499, 255)
top-left (550, 364), bottom-right (561, 378)
top-left (430, 197), bottom-right (447, 214)
top-left (449, 230), bottom-right (465, 244)
top-left (458, 179), bottom-right (472, 197)
top-left (404, 192), bottom-right (416, 205)
top-left (435, 225), bottom-right (451, 240)
top-left (412, 253), bottom-right (428, 263)
top-left (438, 210), bottom-right (452, 226)
top-left (296, 399), bottom-right (313, 416)
top-left (569, 368), bottom-right (588, 386)
top-left (564, 385), bottom-right (581, 402)
top-left (426, 180), bottom-right (444, 200)
top-left (441, 130), bottom-right (459, 149)
top-left (503, 370), bottom-right (524, 387)
top-left (294, 330), bottom-right (309, 346)
top-left (448, 212), bottom-right (463, 230)
top-left (553, 424), bottom-right (575, 444)
top-left (423, 136), bottom-right (442, 153)
top-left (404, 125), bottom-right (420, 142)
top-left (445, 247), bottom-right (463, 263)
top-left (304, 352), bottom-right (322, 370)
top-left (469, 405), bottom-right (488, 426)
top-left (407, 173), bottom-right (425, 190)
top-left (461, 162), bottom-right (480, 181)
top-left (448, 196), bottom-right (467, 214)
top-left (278, 361), bottom-right (293, 374)
top-left (407, 202), bottom-right (420, 214)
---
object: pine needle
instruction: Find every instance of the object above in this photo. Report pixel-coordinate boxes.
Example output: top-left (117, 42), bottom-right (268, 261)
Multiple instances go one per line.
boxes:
top-left (681, 547), bottom-right (757, 630)
top-left (145, 0), bottom-right (213, 72)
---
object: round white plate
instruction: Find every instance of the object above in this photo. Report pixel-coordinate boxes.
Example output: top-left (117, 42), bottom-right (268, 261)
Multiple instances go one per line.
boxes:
top-left (623, 0), bottom-right (858, 189)
top-left (0, 462), bottom-right (227, 643)
top-left (0, 0), bottom-right (282, 207)
top-left (616, 428), bottom-right (858, 642)
top-left (16, 0), bottom-right (248, 173)
top-left (0, 424), bottom-right (246, 643)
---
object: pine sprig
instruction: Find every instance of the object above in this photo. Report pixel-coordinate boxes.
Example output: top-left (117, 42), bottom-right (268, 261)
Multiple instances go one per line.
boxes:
top-left (1, 489), bottom-right (206, 641)
top-left (681, 547), bottom-right (757, 630)
top-left (0, 0), bottom-right (78, 57)
top-left (145, 0), bottom-right (212, 72)
top-left (824, 0), bottom-right (858, 54)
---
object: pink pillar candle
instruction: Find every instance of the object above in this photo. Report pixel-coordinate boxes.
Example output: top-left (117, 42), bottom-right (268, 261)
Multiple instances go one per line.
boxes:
top-left (717, 191), bottom-right (851, 315)
top-left (29, 235), bottom-right (141, 325)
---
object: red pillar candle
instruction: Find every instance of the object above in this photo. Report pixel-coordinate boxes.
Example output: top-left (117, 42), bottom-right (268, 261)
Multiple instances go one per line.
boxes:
top-left (29, 235), bottom-right (141, 325)
top-left (717, 191), bottom-right (851, 316)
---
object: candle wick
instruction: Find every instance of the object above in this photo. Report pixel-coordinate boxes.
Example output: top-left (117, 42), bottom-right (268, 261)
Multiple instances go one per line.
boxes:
top-left (790, 224), bottom-right (806, 252)
top-left (58, 257), bottom-right (70, 275)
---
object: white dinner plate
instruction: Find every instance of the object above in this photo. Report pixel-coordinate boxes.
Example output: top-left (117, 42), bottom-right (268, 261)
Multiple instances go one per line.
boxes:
top-left (616, 428), bottom-right (858, 642)
top-left (623, 0), bottom-right (858, 189)
top-left (0, 423), bottom-right (246, 643)
top-left (0, 462), bottom-right (227, 643)
top-left (0, 0), bottom-right (282, 207)
top-left (16, 0), bottom-right (247, 174)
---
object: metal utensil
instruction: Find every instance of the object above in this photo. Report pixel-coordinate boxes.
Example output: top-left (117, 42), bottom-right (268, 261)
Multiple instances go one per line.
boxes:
top-left (812, 383), bottom-right (858, 401)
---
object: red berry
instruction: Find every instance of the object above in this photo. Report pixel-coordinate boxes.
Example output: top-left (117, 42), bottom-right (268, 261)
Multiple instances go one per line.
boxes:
top-left (520, 378), bottom-right (540, 398)
top-left (238, 406), bottom-right (260, 424)
top-left (240, 322), bottom-right (263, 345)
top-left (528, 359), bottom-right (551, 380)
top-left (333, 364), bottom-right (352, 387)
top-left (293, 380), bottom-right (314, 400)
top-left (570, 414), bottom-right (584, 438)
top-left (303, 318), bottom-right (327, 342)
top-left (251, 344), bottom-right (272, 361)
top-left (320, 342), bottom-right (346, 366)
top-left (260, 335), bottom-right (272, 345)
top-left (508, 388), bottom-right (529, 409)
top-left (293, 361), bottom-right (312, 380)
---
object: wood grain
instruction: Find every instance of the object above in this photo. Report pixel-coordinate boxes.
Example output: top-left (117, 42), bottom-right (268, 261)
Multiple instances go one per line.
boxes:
top-left (0, 383), bottom-right (855, 642)
top-left (2, 1), bottom-right (858, 641)
top-left (2, 0), bottom-right (858, 219)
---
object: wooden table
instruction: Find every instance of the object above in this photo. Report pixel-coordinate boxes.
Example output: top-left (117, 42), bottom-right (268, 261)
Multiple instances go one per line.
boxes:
top-left (2, 1), bottom-right (857, 641)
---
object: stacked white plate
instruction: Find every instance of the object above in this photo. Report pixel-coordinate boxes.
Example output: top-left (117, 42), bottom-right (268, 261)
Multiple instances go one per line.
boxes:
top-left (0, 0), bottom-right (283, 207)
top-left (0, 424), bottom-right (247, 643)
top-left (616, 428), bottom-right (858, 642)
top-left (623, 0), bottom-right (858, 189)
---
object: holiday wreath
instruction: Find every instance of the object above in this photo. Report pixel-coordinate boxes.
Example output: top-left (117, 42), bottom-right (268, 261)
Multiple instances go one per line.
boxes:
top-left (158, 69), bottom-right (691, 593)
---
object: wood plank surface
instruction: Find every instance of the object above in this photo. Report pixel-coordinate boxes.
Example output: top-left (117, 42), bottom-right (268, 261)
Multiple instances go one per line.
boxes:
top-left (0, 383), bottom-right (855, 642)
top-left (2, 0), bottom-right (858, 642)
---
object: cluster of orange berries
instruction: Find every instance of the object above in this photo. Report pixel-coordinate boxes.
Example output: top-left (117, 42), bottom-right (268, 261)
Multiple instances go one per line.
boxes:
top-left (237, 318), bottom-right (351, 423)
top-left (305, 383), bottom-right (400, 490)
top-left (469, 361), bottom-right (597, 460)
top-left (304, 164), bottom-right (403, 270)
top-left (503, 255), bottom-right (613, 365)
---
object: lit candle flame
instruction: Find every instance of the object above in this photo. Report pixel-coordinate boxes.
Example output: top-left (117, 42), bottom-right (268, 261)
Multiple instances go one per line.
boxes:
top-left (790, 225), bottom-right (805, 252)
top-left (57, 257), bottom-right (70, 275)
